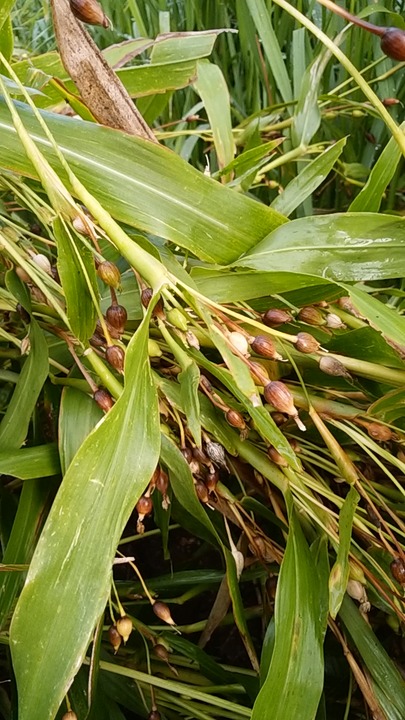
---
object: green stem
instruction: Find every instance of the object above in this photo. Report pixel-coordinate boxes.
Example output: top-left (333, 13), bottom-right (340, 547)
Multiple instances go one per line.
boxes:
top-left (84, 348), bottom-right (124, 398)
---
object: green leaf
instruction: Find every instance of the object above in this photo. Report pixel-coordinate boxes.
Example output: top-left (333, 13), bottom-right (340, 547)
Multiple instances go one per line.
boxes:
top-left (194, 60), bottom-right (235, 171)
top-left (237, 213), bottom-right (405, 281)
top-left (340, 283), bottom-right (405, 349)
top-left (252, 495), bottom-right (327, 720)
top-left (54, 217), bottom-right (98, 344)
top-left (328, 486), bottom-right (360, 619)
top-left (0, 444), bottom-right (60, 479)
top-left (271, 139), bottom-right (347, 217)
top-left (209, 325), bottom-right (258, 404)
top-left (10, 310), bottom-right (160, 720)
top-left (339, 595), bottom-right (405, 718)
top-left (349, 125), bottom-right (404, 212)
top-left (223, 544), bottom-right (259, 671)
top-left (191, 267), bottom-right (334, 303)
top-left (0, 15), bottom-right (13, 64)
top-left (58, 387), bottom-right (103, 475)
top-left (0, 319), bottom-right (48, 451)
top-left (0, 99), bottom-right (286, 264)
top-left (246, 0), bottom-right (293, 104)
top-left (150, 30), bottom-right (232, 64)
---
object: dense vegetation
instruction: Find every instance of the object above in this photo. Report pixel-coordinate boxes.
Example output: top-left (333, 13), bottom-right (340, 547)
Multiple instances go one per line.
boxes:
top-left (0, 1), bottom-right (405, 719)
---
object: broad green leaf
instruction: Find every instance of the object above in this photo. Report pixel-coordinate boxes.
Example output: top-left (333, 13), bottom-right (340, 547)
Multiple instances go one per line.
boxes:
top-left (191, 267), bottom-right (334, 303)
top-left (252, 494), bottom-right (327, 720)
top-left (0, 444), bottom-right (60, 479)
top-left (150, 30), bottom-right (232, 64)
top-left (246, 0), bottom-right (293, 104)
top-left (0, 99), bottom-right (286, 264)
top-left (54, 217), bottom-right (98, 344)
top-left (0, 0), bottom-right (14, 32)
top-left (0, 319), bottom-right (48, 451)
top-left (194, 60), bottom-right (235, 171)
top-left (10, 310), bottom-right (160, 720)
top-left (58, 387), bottom-right (103, 475)
top-left (368, 388), bottom-right (405, 423)
top-left (340, 283), bottom-right (405, 349)
top-left (327, 326), bottom-right (405, 370)
top-left (328, 486), bottom-right (359, 619)
top-left (271, 139), bottom-right (347, 217)
top-left (339, 595), bottom-right (405, 718)
top-left (292, 54), bottom-right (322, 147)
top-left (349, 124), bottom-right (404, 212)
top-left (237, 213), bottom-right (405, 280)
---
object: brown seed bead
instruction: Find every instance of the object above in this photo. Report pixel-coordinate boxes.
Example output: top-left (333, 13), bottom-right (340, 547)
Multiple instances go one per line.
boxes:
top-left (141, 287), bottom-right (153, 308)
top-left (205, 469), bottom-right (219, 493)
top-left (93, 388), bottom-right (114, 413)
top-left (62, 713), bottom-right (78, 720)
top-left (390, 557), bottom-right (405, 585)
top-left (267, 446), bottom-right (288, 467)
top-left (271, 412), bottom-right (287, 426)
top-left (181, 447), bottom-right (193, 463)
top-left (297, 306), bottom-right (324, 326)
top-left (262, 308), bottom-right (292, 327)
top-left (195, 481), bottom-right (209, 504)
top-left (192, 446), bottom-right (210, 465)
top-left (136, 496), bottom-right (153, 516)
top-left (156, 469), bottom-right (169, 495)
top-left (97, 260), bottom-right (121, 288)
top-left (367, 422), bottom-right (392, 443)
top-left (153, 601), bottom-right (175, 625)
top-left (116, 615), bottom-right (132, 643)
top-left (319, 356), bottom-right (351, 378)
top-left (381, 27), bottom-right (405, 61)
top-left (106, 304), bottom-right (127, 332)
top-left (226, 409), bottom-right (246, 429)
top-left (264, 381), bottom-right (296, 415)
top-left (295, 332), bottom-right (320, 354)
top-left (108, 625), bottom-right (122, 653)
top-left (153, 643), bottom-right (170, 661)
top-left (148, 711), bottom-right (162, 720)
top-left (105, 345), bottom-right (125, 373)
top-left (70, 0), bottom-right (110, 27)
top-left (250, 335), bottom-right (280, 359)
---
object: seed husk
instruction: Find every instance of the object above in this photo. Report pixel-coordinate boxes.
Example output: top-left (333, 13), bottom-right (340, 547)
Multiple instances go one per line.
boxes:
top-left (264, 381), bottom-right (306, 431)
top-left (105, 345), bottom-right (125, 373)
top-left (297, 306), bottom-right (324, 326)
top-left (153, 601), bottom-right (175, 626)
top-left (319, 356), bottom-right (351, 379)
top-left (262, 308), bottom-right (292, 327)
top-left (195, 480), bottom-right (210, 504)
top-left (108, 625), bottom-right (122, 653)
top-left (366, 422), bottom-right (393, 443)
top-left (136, 495), bottom-right (153, 516)
top-left (267, 445), bottom-right (288, 467)
top-left (148, 711), bottom-right (162, 720)
top-left (62, 713), bottom-right (78, 720)
top-left (153, 643), bottom-right (170, 661)
top-left (390, 557), bottom-right (405, 585)
top-left (226, 409), bottom-right (246, 430)
top-left (250, 335), bottom-right (282, 360)
top-left (97, 260), bottom-right (121, 288)
top-left (106, 304), bottom-right (127, 332)
top-left (116, 615), bottom-right (133, 643)
top-left (228, 331), bottom-right (249, 356)
top-left (70, 0), bottom-right (110, 27)
top-left (295, 332), bottom-right (320, 354)
top-left (93, 388), bottom-right (114, 413)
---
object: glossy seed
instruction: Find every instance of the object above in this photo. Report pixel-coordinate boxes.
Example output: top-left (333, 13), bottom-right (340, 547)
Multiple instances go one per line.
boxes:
top-left (262, 308), bottom-right (292, 327)
top-left (295, 332), bottom-right (320, 354)
top-left (116, 615), bottom-right (133, 643)
top-left (70, 0), bottom-right (110, 27)
top-left (108, 625), bottom-right (122, 653)
top-left (97, 260), bottom-right (121, 288)
top-left (153, 601), bottom-right (175, 625)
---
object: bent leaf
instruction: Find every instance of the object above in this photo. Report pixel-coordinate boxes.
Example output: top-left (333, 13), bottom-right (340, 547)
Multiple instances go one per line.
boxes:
top-left (237, 213), bottom-right (405, 280)
top-left (10, 310), bottom-right (160, 720)
top-left (252, 494), bottom-right (327, 720)
top-left (0, 99), bottom-right (286, 264)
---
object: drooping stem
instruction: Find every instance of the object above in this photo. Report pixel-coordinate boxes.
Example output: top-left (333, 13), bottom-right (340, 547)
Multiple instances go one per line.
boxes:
top-left (316, 0), bottom-right (384, 37)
